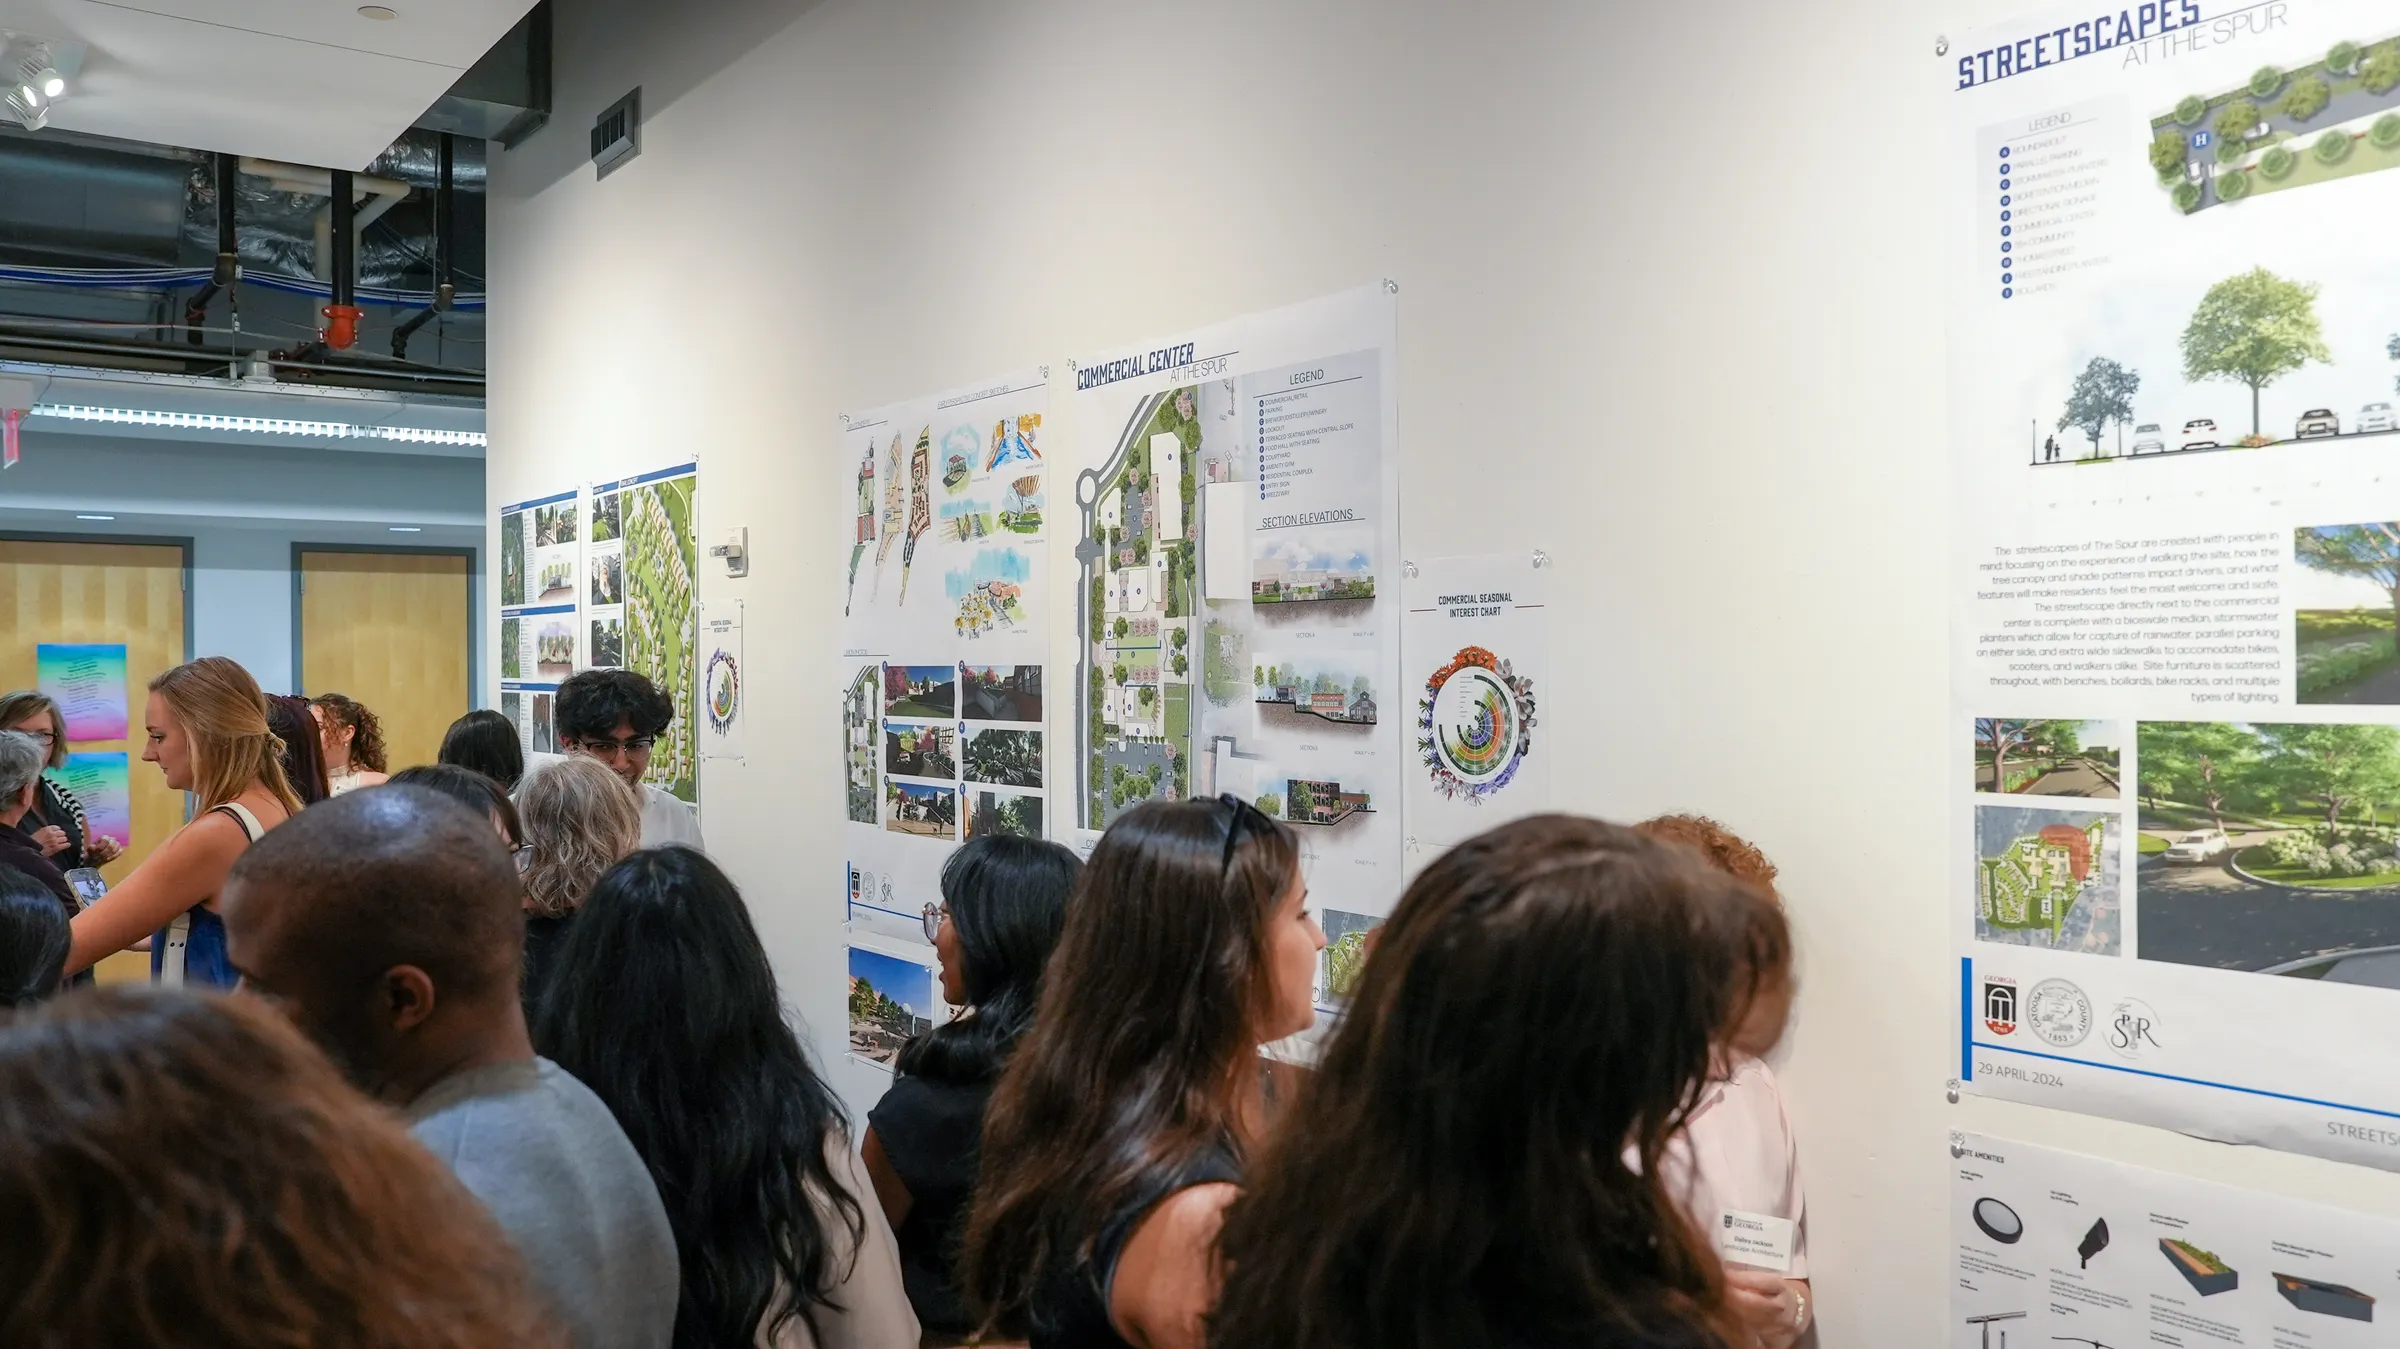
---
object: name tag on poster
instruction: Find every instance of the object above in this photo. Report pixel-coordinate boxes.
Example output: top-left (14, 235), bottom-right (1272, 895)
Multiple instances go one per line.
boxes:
top-left (1717, 1208), bottom-right (1795, 1273)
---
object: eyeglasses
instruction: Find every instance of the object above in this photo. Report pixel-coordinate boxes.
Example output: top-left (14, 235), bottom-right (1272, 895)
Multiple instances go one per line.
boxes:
top-left (922, 902), bottom-right (946, 944)
top-left (569, 736), bottom-right (654, 755)
top-left (14, 729), bottom-right (55, 744)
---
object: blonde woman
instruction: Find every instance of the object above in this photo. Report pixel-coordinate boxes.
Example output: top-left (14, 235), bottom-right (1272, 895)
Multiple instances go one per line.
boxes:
top-left (0, 690), bottom-right (126, 872)
top-left (66, 658), bottom-right (301, 985)
top-left (515, 755), bottom-right (640, 1017)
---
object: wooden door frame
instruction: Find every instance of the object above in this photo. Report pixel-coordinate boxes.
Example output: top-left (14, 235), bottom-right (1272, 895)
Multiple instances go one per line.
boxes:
top-left (0, 530), bottom-right (196, 661)
top-left (289, 542), bottom-right (478, 705)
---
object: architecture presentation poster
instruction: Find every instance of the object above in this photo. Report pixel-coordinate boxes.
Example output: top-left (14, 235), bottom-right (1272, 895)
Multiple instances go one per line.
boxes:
top-left (1067, 286), bottom-right (1404, 927)
top-left (1953, 1132), bottom-right (2399, 1345)
top-left (1951, 0), bottom-right (2400, 1168)
top-left (498, 485), bottom-right (581, 762)
top-left (838, 370), bottom-right (1051, 970)
top-left (596, 462), bottom-right (699, 804)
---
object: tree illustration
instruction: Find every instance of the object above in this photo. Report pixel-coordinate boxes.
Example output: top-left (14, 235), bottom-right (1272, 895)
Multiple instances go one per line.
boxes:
top-left (2297, 523), bottom-right (2400, 642)
top-left (1256, 791), bottom-right (1282, 817)
top-left (2261, 722), bottom-right (2400, 836)
top-left (1289, 782), bottom-right (1317, 818)
top-left (2213, 98), bottom-right (2259, 146)
top-left (2138, 722), bottom-right (2259, 832)
top-left (2148, 129), bottom-right (2186, 181)
top-left (2181, 268), bottom-right (2329, 438)
top-left (2058, 358), bottom-right (2142, 456)
top-left (1975, 719), bottom-right (2076, 793)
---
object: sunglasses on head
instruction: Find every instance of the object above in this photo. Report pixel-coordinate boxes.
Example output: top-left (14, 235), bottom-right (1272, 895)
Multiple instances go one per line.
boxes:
top-left (1216, 792), bottom-right (1271, 878)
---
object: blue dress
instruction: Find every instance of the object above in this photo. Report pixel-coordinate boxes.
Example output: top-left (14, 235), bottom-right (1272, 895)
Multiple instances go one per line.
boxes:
top-left (152, 803), bottom-right (262, 989)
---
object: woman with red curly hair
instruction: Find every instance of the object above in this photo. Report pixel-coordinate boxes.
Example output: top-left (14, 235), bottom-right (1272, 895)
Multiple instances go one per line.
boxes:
top-left (0, 986), bottom-right (560, 1348)
top-left (1633, 813), bottom-right (1811, 1349)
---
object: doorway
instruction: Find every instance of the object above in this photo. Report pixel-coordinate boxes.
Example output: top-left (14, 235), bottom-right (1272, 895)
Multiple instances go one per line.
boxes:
top-left (0, 534), bottom-right (193, 983)
top-left (295, 547), bottom-right (473, 772)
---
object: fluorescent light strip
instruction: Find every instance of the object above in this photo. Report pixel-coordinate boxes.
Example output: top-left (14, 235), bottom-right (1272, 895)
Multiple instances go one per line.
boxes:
top-left (30, 403), bottom-right (486, 449)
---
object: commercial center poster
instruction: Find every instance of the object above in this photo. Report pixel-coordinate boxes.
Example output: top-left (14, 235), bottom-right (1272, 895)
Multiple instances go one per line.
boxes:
top-left (1068, 285), bottom-right (1403, 1008)
top-left (595, 462), bottom-right (699, 805)
top-left (1950, 0), bottom-right (2400, 1167)
top-left (499, 486), bottom-right (580, 758)
top-left (837, 370), bottom-right (1050, 997)
top-left (1952, 1132), bottom-right (2400, 1346)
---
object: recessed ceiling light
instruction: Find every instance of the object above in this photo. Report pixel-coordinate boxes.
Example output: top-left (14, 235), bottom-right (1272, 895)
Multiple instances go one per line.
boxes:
top-left (358, 5), bottom-right (397, 18)
top-left (75, 513), bottom-right (115, 521)
top-left (388, 525), bottom-right (422, 532)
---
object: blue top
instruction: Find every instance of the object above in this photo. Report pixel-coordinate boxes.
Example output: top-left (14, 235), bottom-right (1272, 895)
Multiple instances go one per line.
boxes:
top-left (153, 906), bottom-right (236, 987)
top-left (151, 803), bottom-right (261, 989)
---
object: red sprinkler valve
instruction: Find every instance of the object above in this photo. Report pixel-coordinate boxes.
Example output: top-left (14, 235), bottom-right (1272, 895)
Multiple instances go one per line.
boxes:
top-left (322, 303), bottom-right (363, 350)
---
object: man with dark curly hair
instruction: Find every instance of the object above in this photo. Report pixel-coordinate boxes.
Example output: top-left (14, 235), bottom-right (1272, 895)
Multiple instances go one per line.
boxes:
top-left (547, 670), bottom-right (703, 851)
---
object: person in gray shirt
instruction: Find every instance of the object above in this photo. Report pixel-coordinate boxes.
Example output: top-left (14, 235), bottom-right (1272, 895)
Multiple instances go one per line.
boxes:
top-left (222, 784), bottom-right (679, 1349)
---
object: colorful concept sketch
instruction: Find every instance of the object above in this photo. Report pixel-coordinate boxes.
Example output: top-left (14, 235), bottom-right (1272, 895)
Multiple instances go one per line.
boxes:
top-left (1416, 646), bottom-right (1536, 804)
top-left (986, 412), bottom-right (1041, 472)
top-left (900, 427), bottom-right (933, 603)
top-left (940, 497), bottom-right (995, 543)
top-left (846, 443), bottom-right (875, 615)
top-left (1000, 474), bottom-right (1043, 536)
top-left (946, 548), bottom-right (1033, 639)
top-left (874, 431), bottom-right (906, 595)
top-left (941, 425), bottom-right (979, 495)
top-left (1255, 654), bottom-right (1376, 727)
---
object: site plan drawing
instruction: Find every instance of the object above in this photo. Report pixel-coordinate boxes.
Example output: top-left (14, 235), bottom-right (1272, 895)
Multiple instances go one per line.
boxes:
top-left (1954, 1132), bottom-right (2400, 1348)
top-left (837, 370), bottom-right (1050, 974)
top-left (1067, 287), bottom-right (1403, 923)
top-left (1952, 0), bottom-right (2400, 1169)
top-left (596, 463), bottom-right (698, 804)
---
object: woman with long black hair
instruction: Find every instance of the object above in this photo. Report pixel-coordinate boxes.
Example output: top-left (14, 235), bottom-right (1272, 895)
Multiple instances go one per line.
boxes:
top-left (535, 847), bottom-right (917, 1349)
top-left (1207, 815), bottom-right (1793, 1349)
top-left (962, 798), bottom-right (1324, 1349)
top-left (861, 835), bottom-right (1081, 1340)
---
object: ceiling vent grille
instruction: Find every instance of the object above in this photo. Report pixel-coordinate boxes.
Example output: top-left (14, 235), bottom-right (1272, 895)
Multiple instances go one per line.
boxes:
top-left (590, 88), bottom-right (639, 178)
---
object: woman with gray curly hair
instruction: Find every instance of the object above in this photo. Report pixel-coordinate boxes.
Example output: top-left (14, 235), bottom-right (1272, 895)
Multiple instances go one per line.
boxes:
top-left (514, 755), bottom-right (640, 1018)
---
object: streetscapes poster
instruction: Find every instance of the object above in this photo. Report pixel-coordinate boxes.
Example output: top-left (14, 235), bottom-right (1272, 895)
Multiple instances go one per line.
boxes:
top-left (1951, 0), bottom-right (2400, 1167)
top-left (1068, 286), bottom-right (1403, 968)
top-left (837, 369), bottom-right (1050, 1024)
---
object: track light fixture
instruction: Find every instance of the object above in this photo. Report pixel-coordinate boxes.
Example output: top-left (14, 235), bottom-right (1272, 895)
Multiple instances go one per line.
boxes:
top-left (0, 34), bottom-right (82, 132)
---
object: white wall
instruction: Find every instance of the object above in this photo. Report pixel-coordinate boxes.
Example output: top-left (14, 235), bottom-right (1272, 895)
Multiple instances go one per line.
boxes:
top-left (484, 1), bottom-right (2400, 1342)
top-left (0, 428), bottom-right (486, 695)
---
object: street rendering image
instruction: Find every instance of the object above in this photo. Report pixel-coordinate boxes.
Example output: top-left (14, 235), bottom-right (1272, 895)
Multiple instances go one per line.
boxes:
top-left (2137, 720), bottom-right (2400, 981)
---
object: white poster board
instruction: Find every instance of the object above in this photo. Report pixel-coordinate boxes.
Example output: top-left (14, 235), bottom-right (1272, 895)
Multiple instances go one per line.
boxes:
top-left (1065, 285), bottom-right (1404, 984)
top-left (1401, 552), bottom-right (1549, 852)
top-left (1953, 1131), bottom-right (2400, 1346)
top-left (1949, 0), bottom-right (2400, 1168)
top-left (838, 370), bottom-right (1052, 973)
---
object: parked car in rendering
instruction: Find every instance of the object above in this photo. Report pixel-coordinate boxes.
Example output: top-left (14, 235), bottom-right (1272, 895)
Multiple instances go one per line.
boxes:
top-left (2262, 945), bottom-right (2400, 989)
top-left (2298, 408), bottom-right (2340, 438)
top-left (2131, 423), bottom-right (2165, 454)
top-left (2180, 418), bottom-right (2219, 451)
top-left (2363, 402), bottom-right (2395, 434)
top-left (2162, 828), bottom-right (2232, 864)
